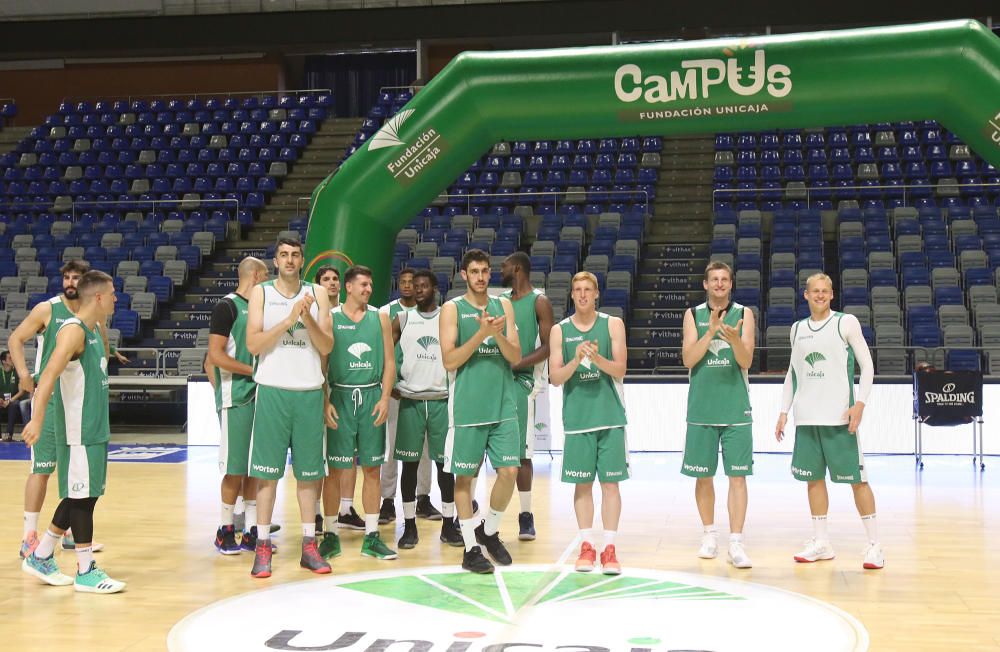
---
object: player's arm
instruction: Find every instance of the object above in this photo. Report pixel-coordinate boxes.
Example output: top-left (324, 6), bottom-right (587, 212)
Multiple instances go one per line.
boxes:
top-left (6, 301), bottom-right (51, 393)
top-left (841, 314), bottom-right (874, 433)
top-left (548, 322), bottom-right (578, 386)
top-left (775, 327), bottom-right (796, 442)
top-left (246, 284), bottom-right (294, 355)
top-left (440, 301), bottom-right (487, 371)
top-left (207, 299), bottom-right (254, 376)
top-left (301, 284), bottom-right (333, 355)
top-left (21, 324), bottom-right (85, 446)
top-left (681, 307), bottom-right (716, 369)
top-left (321, 353), bottom-right (338, 429)
top-left (494, 297), bottom-right (522, 365)
top-left (590, 316), bottom-right (628, 380)
top-left (513, 294), bottom-right (554, 371)
top-left (372, 312), bottom-right (396, 426)
top-left (391, 314), bottom-right (402, 346)
top-left (720, 307), bottom-right (755, 370)
top-left (204, 356), bottom-right (217, 389)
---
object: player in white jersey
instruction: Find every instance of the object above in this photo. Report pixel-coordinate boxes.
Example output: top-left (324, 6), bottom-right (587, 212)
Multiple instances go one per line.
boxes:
top-left (774, 273), bottom-right (884, 569)
top-left (245, 237), bottom-right (333, 578)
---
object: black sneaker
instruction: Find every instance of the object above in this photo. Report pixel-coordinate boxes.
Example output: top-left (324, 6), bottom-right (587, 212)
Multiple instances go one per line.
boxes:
top-left (518, 512), bottom-right (536, 541)
top-left (215, 525), bottom-right (240, 555)
top-left (472, 500), bottom-right (480, 518)
top-left (474, 522), bottom-right (512, 566)
top-left (462, 545), bottom-right (495, 574)
top-left (415, 495), bottom-right (443, 521)
top-left (398, 518), bottom-right (419, 549)
top-left (378, 498), bottom-right (396, 525)
top-left (269, 524), bottom-right (281, 534)
top-left (315, 513), bottom-right (324, 536)
top-left (440, 517), bottom-right (464, 547)
top-left (338, 507), bottom-right (366, 531)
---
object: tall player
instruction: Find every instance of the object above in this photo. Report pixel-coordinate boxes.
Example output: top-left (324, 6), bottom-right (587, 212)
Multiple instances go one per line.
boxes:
top-left (321, 265), bottom-right (398, 561)
top-left (315, 265), bottom-right (365, 532)
top-left (500, 252), bottom-right (553, 541)
top-left (245, 237), bottom-right (333, 578)
top-left (391, 270), bottom-right (463, 549)
top-left (379, 268), bottom-right (440, 523)
top-left (775, 273), bottom-right (883, 570)
top-left (21, 271), bottom-right (125, 593)
top-left (549, 271), bottom-right (628, 575)
top-left (208, 256), bottom-right (269, 554)
top-left (440, 249), bottom-right (522, 574)
top-left (680, 261), bottom-right (755, 569)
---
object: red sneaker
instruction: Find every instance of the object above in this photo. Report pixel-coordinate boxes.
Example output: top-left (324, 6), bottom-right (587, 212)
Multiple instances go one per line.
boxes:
top-left (575, 542), bottom-right (597, 572)
top-left (600, 545), bottom-right (622, 575)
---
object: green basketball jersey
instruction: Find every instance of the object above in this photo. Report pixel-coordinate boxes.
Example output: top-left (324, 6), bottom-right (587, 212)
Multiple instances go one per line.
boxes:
top-left (53, 318), bottom-right (110, 446)
top-left (447, 295), bottom-right (517, 426)
top-left (329, 305), bottom-right (385, 387)
top-left (380, 298), bottom-right (416, 379)
top-left (214, 293), bottom-right (255, 409)
top-left (558, 312), bottom-right (627, 434)
top-left (34, 296), bottom-right (76, 382)
top-left (686, 302), bottom-right (752, 426)
top-left (502, 287), bottom-right (544, 389)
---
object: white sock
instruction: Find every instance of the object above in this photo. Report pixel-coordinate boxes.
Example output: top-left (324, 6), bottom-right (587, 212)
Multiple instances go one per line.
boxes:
top-left (235, 495), bottom-right (245, 512)
top-left (580, 528), bottom-right (595, 546)
top-left (220, 502), bottom-right (235, 527)
top-left (257, 524), bottom-right (270, 541)
top-left (519, 490), bottom-right (532, 513)
top-left (340, 498), bottom-right (353, 516)
top-left (460, 518), bottom-right (478, 551)
top-left (244, 501), bottom-right (257, 533)
top-left (76, 546), bottom-right (94, 574)
top-left (703, 524), bottom-right (718, 535)
top-left (812, 515), bottom-right (829, 542)
top-left (303, 522), bottom-right (316, 538)
top-left (23, 512), bottom-right (39, 538)
top-left (484, 508), bottom-right (503, 536)
top-left (402, 501), bottom-right (417, 520)
top-left (364, 513), bottom-right (379, 534)
top-left (441, 501), bottom-right (456, 518)
top-left (861, 513), bottom-right (878, 543)
top-left (730, 532), bottom-right (744, 544)
top-left (324, 515), bottom-right (339, 532)
top-left (315, 499), bottom-right (322, 515)
top-left (603, 530), bottom-right (617, 548)
top-left (35, 529), bottom-right (60, 558)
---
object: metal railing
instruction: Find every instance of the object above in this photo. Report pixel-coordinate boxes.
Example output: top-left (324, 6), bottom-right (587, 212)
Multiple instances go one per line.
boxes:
top-left (712, 180), bottom-right (1000, 210)
top-left (60, 88), bottom-right (333, 108)
top-left (68, 197), bottom-right (240, 221)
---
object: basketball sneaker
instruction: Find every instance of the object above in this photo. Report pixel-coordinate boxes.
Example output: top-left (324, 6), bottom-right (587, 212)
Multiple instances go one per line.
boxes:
top-left (251, 540), bottom-right (272, 578)
top-left (862, 542), bottom-right (885, 569)
top-left (19, 530), bottom-right (39, 560)
top-left (600, 545), bottom-right (622, 575)
top-left (377, 498), bottom-right (396, 525)
top-left (318, 531), bottom-right (342, 559)
top-left (300, 537), bottom-right (332, 574)
top-left (240, 527), bottom-right (277, 553)
top-left (518, 512), bottom-right (536, 541)
top-left (215, 525), bottom-right (241, 555)
top-left (74, 562), bottom-right (126, 594)
top-left (315, 513), bottom-right (323, 536)
top-left (22, 553), bottom-right (73, 586)
top-left (574, 542), bottom-right (597, 572)
top-left (361, 532), bottom-right (398, 560)
top-left (440, 518), bottom-right (464, 547)
top-left (462, 545), bottom-right (495, 574)
top-left (338, 507), bottom-right (366, 531)
top-left (474, 523), bottom-right (512, 566)
top-left (416, 495), bottom-right (443, 521)
top-left (398, 519), bottom-right (419, 549)
top-left (61, 533), bottom-right (104, 552)
top-left (697, 532), bottom-right (719, 559)
top-left (794, 538), bottom-right (836, 563)
top-left (727, 541), bottom-right (752, 569)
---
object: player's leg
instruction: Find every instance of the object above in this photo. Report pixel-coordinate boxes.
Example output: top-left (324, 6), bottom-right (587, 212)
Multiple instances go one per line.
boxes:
top-left (319, 471), bottom-right (343, 559)
top-left (790, 425), bottom-right (835, 562)
top-left (515, 383), bottom-right (536, 540)
top-left (337, 463), bottom-right (365, 529)
top-left (446, 424), bottom-right (494, 573)
top-left (378, 397), bottom-right (401, 524)
top-left (720, 424), bottom-right (752, 568)
top-left (62, 442), bottom-right (123, 593)
top-left (22, 495), bottom-right (73, 586)
top-left (426, 400), bottom-right (461, 545)
top-left (823, 425), bottom-right (883, 568)
top-left (398, 460), bottom-right (420, 548)
top-left (594, 427), bottom-right (629, 574)
top-left (21, 402), bottom-right (58, 558)
top-left (217, 403), bottom-right (252, 555)
top-left (564, 431), bottom-right (599, 571)
top-left (357, 388), bottom-right (396, 560)
top-left (289, 388), bottom-right (331, 574)
top-left (247, 386), bottom-right (293, 577)
top-left (415, 440), bottom-right (442, 520)
top-left (682, 424), bottom-right (722, 559)
top-left (394, 398), bottom-right (424, 545)
top-left (476, 419), bottom-right (519, 566)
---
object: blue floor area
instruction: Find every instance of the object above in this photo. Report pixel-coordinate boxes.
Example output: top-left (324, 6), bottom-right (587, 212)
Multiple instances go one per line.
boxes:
top-left (0, 442), bottom-right (193, 463)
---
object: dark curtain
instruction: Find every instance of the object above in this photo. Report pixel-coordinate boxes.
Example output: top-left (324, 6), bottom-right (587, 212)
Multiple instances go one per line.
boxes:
top-left (304, 51), bottom-right (416, 118)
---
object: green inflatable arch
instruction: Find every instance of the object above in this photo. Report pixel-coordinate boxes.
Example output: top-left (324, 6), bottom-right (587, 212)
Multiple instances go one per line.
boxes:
top-left (305, 19), bottom-right (1000, 303)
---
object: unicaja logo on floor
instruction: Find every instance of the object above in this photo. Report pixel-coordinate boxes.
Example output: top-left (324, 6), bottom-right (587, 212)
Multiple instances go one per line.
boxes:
top-left (168, 565), bottom-right (869, 651)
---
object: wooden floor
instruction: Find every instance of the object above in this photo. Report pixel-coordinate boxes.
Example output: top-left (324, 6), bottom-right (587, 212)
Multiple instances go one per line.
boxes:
top-left (0, 448), bottom-right (998, 651)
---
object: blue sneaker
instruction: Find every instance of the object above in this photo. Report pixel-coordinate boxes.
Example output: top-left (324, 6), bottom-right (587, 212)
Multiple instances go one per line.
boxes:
top-left (215, 525), bottom-right (240, 555)
top-left (22, 553), bottom-right (73, 586)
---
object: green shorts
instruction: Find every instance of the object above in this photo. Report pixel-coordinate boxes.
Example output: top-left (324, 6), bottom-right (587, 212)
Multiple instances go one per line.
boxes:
top-left (218, 401), bottom-right (254, 476)
top-left (30, 396), bottom-right (58, 475)
top-left (444, 419), bottom-right (520, 476)
top-left (791, 425), bottom-right (867, 484)
top-left (561, 427), bottom-right (630, 483)
top-left (395, 397), bottom-right (448, 464)
top-left (250, 385), bottom-right (326, 481)
top-left (327, 386), bottom-right (386, 469)
top-left (513, 379), bottom-right (539, 459)
top-left (681, 423), bottom-right (753, 478)
top-left (57, 443), bottom-right (108, 499)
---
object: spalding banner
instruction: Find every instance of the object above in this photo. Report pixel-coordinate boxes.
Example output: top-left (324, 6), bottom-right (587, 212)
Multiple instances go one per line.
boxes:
top-left (305, 19), bottom-right (1000, 304)
top-left (914, 370), bottom-right (984, 426)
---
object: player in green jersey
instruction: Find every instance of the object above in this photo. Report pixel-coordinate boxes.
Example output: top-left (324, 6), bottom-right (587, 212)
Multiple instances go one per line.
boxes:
top-left (208, 256), bottom-right (269, 554)
top-left (500, 252), bottom-right (553, 542)
top-left (681, 261), bottom-right (756, 569)
top-left (440, 249), bottom-right (522, 574)
top-left (21, 270), bottom-right (125, 594)
top-left (549, 271), bottom-right (629, 575)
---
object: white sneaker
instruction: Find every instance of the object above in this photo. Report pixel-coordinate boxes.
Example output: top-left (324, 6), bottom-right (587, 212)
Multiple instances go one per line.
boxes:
top-left (697, 532), bottom-right (719, 559)
top-left (862, 542), bottom-right (884, 569)
top-left (727, 541), bottom-right (752, 569)
top-left (794, 538), bottom-right (835, 563)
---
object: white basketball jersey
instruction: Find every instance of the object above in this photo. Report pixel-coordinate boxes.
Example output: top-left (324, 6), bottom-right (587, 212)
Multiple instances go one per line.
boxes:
top-left (253, 281), bottom-right (324, 390)
top-left (788, 312), bottom-right (856, 426)
top-left (396, 308), bottom-right (447, 399)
